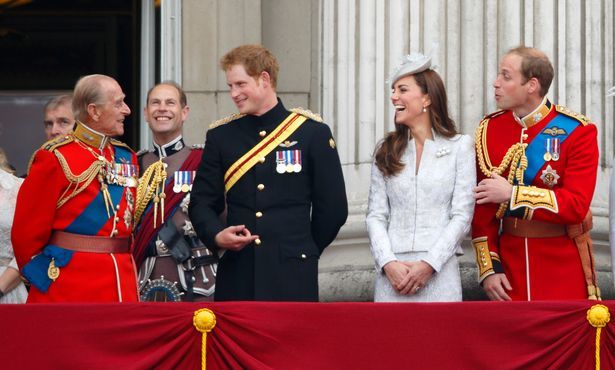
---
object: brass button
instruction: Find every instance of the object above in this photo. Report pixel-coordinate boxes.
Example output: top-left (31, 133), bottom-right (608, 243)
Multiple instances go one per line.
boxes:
top-left (259, 157), bottom-right (266, 163)
top-left (256, 211), bottom-right (263, 218)
top-left (254, 238), bottom-right (261, 246)
top-left (257, 184), bottom-right (265, 191)
top-left (259, 130), bottom-right (267, 137)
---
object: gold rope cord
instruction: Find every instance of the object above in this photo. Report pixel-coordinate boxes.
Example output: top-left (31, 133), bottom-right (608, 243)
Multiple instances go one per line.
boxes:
top-left (134, 159), bottom-right (167, 226)
top-left (193, 308), bottom-right (217, 370)
top-left (586, 304), bottom-right (611, 370)
top-left (475, 119), bottom-right (528, 218)
top-left (54, 151), bottom-right (103, 208)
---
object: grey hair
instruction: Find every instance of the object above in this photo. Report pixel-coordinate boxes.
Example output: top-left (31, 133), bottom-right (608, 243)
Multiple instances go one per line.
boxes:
top-left (72, 74), bottom-right (114, 122)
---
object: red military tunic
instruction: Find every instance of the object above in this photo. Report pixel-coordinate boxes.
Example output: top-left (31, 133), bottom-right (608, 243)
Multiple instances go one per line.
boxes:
top-left (12, 122), bottom-right (139, 303)
top-left (472, 98), bottom-right (598, 300)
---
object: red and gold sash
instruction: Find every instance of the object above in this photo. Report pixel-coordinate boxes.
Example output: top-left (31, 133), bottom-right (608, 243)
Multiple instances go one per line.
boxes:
top-left (224, 112), bottom-right (307, 192)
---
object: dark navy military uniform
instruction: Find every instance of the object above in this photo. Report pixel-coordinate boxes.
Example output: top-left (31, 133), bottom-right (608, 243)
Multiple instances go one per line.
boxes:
top-left (189, 100), bottom-right (348, 301)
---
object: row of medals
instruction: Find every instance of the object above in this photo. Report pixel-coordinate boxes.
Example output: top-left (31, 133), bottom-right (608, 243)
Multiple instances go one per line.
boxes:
top-left (543, 138), bottom-right (560, 162)
top-left (103, 160), bottom-right (138, 187)
top-left (276, 150), bottom-right (302, 174)
top-left (173, 170), bottom-right (195, 193)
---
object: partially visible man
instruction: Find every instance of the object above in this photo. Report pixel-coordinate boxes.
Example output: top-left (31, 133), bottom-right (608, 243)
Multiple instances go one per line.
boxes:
top-left (133, 81), bottom-right (216, 302)
top-left (189, 44), bottom-right (348, 301)
top-left (12, 74), bottom-right (139, 303)
top-left (473, 46), bottom-right (599, 301)
top-left (43, 94), bottom-right (76, 140)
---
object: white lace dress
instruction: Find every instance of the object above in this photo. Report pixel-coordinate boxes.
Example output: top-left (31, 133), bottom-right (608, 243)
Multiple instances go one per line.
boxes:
top-left (366, 133), bottom-right (476, 302)
top-left (0, 169), bottom-right (27, 303)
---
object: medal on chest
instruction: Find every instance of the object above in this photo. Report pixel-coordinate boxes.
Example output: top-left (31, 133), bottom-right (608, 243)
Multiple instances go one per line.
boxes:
top-left (174, 170), bottom-right (196, 193)
top-left (543, 138), bottom-right (560, 162)
top-left (276, 149), bottom-right (302, 174)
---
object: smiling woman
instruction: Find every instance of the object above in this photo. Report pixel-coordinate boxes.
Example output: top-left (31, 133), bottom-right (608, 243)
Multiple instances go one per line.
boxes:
top-left (366, 52), bottom-right (476, 303)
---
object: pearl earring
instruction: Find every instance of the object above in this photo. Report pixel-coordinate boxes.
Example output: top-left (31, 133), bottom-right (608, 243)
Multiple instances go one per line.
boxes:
top-left (422, 107), bottom-right (427, 113)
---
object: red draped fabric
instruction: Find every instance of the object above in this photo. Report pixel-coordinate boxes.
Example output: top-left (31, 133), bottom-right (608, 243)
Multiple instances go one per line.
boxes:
top-left (2, 301), bottom-right (614, 369)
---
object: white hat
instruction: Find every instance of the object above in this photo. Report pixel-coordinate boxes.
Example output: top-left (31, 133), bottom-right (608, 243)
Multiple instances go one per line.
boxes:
top-left (388, 53), bottom-right (432, 87)
top-left (607, 86), bottom-right (615, 97)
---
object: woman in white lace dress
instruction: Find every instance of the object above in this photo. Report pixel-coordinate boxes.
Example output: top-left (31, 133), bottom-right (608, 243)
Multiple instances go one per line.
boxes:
top-left (366, 53), bottom-right (476, 302)
top-left (0, 150), bottom-right (28, 303)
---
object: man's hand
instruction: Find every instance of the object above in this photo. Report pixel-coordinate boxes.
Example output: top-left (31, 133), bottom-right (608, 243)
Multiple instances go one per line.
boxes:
top-left (482, 273), bottom-right (513, 301)
top-left (383, 261), bottom-right (410, 292)
top-left (214, 225), bottom-right (259, 251)
top-left (474, 172), bottom-right (513, 204)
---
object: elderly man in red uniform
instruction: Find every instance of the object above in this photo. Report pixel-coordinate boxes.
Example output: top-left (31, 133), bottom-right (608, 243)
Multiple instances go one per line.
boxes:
top-left (12, 74), bottom-right (139, 303)
top-left (473, 46), bottom-right (599, 301)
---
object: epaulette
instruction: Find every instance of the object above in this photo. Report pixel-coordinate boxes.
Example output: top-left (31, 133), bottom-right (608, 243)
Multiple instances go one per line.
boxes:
top-left (110, 138), bottom-right (133, 150)
top-left (290, 107), bottom-right (323, 122)
top-left (41, 135), bottom-right (74, 151)
top-left (192, 143), bottom-right (205, 150)
top-left (209, 113), bottom-right (245, 129)
top-left (136, 148), bottom-right (150, 157)
top-left (483, 110), bottom-right (506, 120)
top-left (555, 105), bottom-right (590, 126)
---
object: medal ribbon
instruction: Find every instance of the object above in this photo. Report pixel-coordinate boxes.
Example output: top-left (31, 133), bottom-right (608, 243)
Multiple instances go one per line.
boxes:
top-left (224, 112), bottom-right (307, 192)
top-left (523, 114), bottom-right (581, 184)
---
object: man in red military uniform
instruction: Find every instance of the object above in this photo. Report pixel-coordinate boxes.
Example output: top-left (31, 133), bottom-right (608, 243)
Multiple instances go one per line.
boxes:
top-left (12, 74), bottom-right (139, 303)
top-left (473, 46), bottom-right (599, 301)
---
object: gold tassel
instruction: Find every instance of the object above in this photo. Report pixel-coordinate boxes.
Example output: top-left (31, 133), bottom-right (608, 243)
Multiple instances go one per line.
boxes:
top-left (193, 309), bottom-right (217, 370)
top-left (134, 159), bottom-right (167, 226)
top-left (586, 304), bottom-right (610, 370)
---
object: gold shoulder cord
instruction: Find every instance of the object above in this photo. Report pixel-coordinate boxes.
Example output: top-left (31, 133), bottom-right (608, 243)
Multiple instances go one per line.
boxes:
top-left (54, 150), bottom-right (104, 208)
top-left (134, 160), bottom-right (167, 227)
top-left (474, 118), bottom-right (528, 218)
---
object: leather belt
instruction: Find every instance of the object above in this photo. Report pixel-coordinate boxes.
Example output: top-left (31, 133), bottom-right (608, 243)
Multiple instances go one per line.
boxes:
top-left (49, 230), bottom-right (130, 253)
top-left (502, 218), bottom-right (566, 238)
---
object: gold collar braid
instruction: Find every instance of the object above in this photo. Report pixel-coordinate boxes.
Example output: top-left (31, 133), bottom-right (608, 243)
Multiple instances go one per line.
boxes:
top-left (134, 159), bottom-right (167, 227)
top-left (475, 118), bottom-right (528, 218)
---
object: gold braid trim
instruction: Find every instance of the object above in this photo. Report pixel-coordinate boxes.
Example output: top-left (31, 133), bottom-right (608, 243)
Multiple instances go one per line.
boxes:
top-left (209, 113), bottom-right (245, 130)
top-left (134, 159), bottom-right (167, 226)
top-left (289, 107), bottom-right (324, 122)
top-left (54, 150), bottom-right (104, 208)
top-left (475, 118), bottom-right (528, 218)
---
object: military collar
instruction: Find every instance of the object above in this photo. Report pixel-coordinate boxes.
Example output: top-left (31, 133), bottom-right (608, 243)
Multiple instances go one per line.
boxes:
top-left (73, 121), bottom-right (110, 150)
top-left (153, 135), bottom-right (185, 158)
top-left (513, 97), bottom-right (552, 128)
top-left (249, 98), bottom-right (287, 128)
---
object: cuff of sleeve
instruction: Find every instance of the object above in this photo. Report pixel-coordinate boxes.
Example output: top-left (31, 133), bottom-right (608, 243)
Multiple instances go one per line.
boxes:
top-left (204, 224), bottom-right (225, 251)
top-left (510, 185), bottom-right (558, 213)
top-left (376, 254), bottom-right (398, 274)
top-left (473, 237), bottom-right (503, 282)
top-left (421, 255), bottom-right (442, 273)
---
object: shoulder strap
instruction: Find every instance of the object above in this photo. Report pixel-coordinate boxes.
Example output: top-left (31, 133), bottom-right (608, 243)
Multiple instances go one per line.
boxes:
top-left (41, 135), bottom-right (74, 152)
top-left (209, 113), bottom-right (245, 129)
top-left (555, 105), bottom-right (590, 126)
top-left (289, 107), bottom-right (323, 122)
